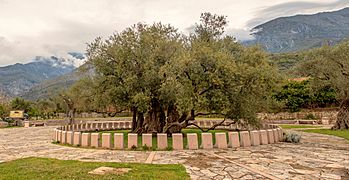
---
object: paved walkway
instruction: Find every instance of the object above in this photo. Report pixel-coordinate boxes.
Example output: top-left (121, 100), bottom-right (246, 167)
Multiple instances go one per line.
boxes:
top-left (0, 127), bottom-right (348, 179)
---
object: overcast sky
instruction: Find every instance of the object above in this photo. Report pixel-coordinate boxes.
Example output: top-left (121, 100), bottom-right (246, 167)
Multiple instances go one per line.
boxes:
top-left (0, 0), bottom-right (348, 67)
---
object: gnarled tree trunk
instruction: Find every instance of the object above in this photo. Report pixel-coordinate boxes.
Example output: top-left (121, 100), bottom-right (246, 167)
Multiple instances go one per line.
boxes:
top-left (332, 98), bottom-right (349, 130)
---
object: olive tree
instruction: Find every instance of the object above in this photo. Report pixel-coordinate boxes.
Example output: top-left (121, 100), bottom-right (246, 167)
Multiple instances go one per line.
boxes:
top-left (299, 41), bottom-right (349, 129)
top-left (87, 13), bottom-right (280, 134)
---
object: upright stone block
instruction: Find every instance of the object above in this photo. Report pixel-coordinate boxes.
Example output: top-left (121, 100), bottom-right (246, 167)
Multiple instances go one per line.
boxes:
top-left (267, 129), bottom-right (275, 144)
top-left (114, 133), bottom-right (124, 149)
top-left (73, 132), bottom-right (81, 146)
top-left (240, 131), bottom-right (251, 147)
top-left (187, 133), bottom-right (198, 150)
top-left (128, 133), bottom-right (138, 149)
top-left (142, 134), bottom-right (152, 147)
top-left (81, 124), bottom-right (86, 131)
top-left (54, 130), bottom-right (59, 141)
top-left (57, 130), bottom-right (62, 142)
top-left (119, 122), bottom-right (125, 129)
top-left (228, 132), bottom-right (240, 148)
top-left (61, 131), bottom-right (67, 144)
top-left (250, 131), bottom-right (260, 146)
top-left (66, 131), bottom-right (73, 145)
top-left (157, 133), bottom-right (167, 150)
top-left (172, 133), bottom-right (183, 150)
top-left (205, 121), bottom-right (212, 128)
top-left (277, 128), bottom-right (283, 141)
top-left (102, 133), bottom-right (112, 148)
top-left (92, 123), bottom-right (97, 130)
top-left (81, 133), bottom-right (90, 147)
top-left (199, 121), bottom-right (205, 127)
top-left (215, 133), bottom-right (228, 149)
top-left (273, 129), bottom-right (279, 142)
top-left (91, 133), bottom-right (100, 148)
top-left (77, 124), bottom-right (82, 131)
top-left (24, 121), bottom-right (30, 128)
top-left (102, 123), bottom-right (108, 130)
top-left (201, 133), bottom-right (213, 149)
top-left (113, 122), bottom-right (119, 129)
top-left (125, 122), bottom-right (131, 129)
top-left (97, 123), bottom-right (102, 130)
top-left (259, 130), bottom-right (268, 145)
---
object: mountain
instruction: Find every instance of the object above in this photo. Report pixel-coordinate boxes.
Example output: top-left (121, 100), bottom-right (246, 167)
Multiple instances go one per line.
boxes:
top-left (0, 56), bottom-right (79, 97)
top-left (21, 63), bottom-right (94, 100)
top-left (247, 7), bottom-right (349, 53)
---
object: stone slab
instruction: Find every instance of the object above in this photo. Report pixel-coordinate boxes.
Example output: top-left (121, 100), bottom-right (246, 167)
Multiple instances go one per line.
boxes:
top-left (172, 133), bottom-right (183, 150)
top-left (81, 133), bottom-right (90, 147)
top-left (142, 134), bottom-right (152, 148)
top-left (215, 133), bottom-right (228, 149)
top-left (114, 133), bottom-right (124, 149)
top-left (250, 131), bottom-right (260, 146)
top-left (91, 133), bottom-right (100, 148)
top-left (228, 132), bottom-right (240, 148)
top-left (73, 132), bottom-right (81, 146)
top-left (201, 133), bottom-right (213, 149)
top-left (259, 130), bottom-right (268, 145)
top-left (187, 133), bottom-right (198, 150)
top-left (157, 133), bottom-right (167, 150)
top-left (102, 133), bottom-right (111, 148)
top-left (267, 129), bottom-right (275, 144)
top-left (128, 134), bottom-right (138, 149)
top-left (240, 131), bottom-right (251, 147)
top-left (273, 129), bottom-right (279, 142)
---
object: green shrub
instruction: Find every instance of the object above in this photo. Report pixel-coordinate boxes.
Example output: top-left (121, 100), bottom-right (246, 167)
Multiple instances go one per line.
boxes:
top-left (284, 132), bottom-right (301, 143)
top-left (305, 113), bottom-right (318, 120)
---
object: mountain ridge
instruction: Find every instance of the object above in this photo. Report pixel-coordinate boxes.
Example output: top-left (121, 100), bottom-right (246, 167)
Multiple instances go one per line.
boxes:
top-left (246, 7), bottom-right (349, 53)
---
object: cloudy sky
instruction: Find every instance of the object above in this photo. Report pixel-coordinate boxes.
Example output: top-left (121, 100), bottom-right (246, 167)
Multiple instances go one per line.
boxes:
top-left (0, 0), bottom-right (348, 67)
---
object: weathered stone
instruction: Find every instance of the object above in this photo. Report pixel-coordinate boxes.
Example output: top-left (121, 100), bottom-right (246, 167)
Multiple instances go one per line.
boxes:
top-left (187, 133), bottom-right (198, 150)
top-left (91, 133), bottom-right (100, 148)
top-left (259, 130), bottom-right (268, 145)
top-left (215, 133), bottom-right (228, 149)
top-left (102, 133), bottom-right (111, 148)
top-left (81, 133), bottom-right (90, 147)
top-left (228, 132), bottom-right (240, 148)
top-left (24, 121), bottom-right (30, 128)
top-left (240, 131), bottom-right (251, 147)
top-left (273, 129), bottom-right (279, 142)
top-left (201, 133), bottom-right (213, 149)
top-left (66, 131), bottom-right (73, 145)
top-left (128, 133), bottom-right (138, 149)
top-left (267, 129), bottom-right (275, 144)
top-left (250, 131), bottom-right (260, 146)
top-left (172, 133), bottom-right (183, 150)
top-left (142, 134), bottom-right (152, 148)
top-left (114, 133), bottom-right (124, 149)
top-left (157, 133), bottom-right (167, 150)
top-left (88, 167), bottom-right (131, 175)
top-left (61, 131), bottom-right (67, 144)
top-left (73, 132), bottom-right (81, 146)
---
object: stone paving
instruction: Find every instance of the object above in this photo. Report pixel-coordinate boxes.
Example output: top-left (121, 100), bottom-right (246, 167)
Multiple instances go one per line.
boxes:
top-left (0, 127), bottom-right (349, 179)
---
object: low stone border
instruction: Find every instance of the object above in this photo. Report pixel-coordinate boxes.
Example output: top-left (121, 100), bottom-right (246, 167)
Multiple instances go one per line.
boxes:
top-left (52, 121), bottom-right (283, 150)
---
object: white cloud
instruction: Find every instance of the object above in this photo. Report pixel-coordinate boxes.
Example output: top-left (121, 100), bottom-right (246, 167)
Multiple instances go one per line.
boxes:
top-left (0, 0), bottom-right (348, 66)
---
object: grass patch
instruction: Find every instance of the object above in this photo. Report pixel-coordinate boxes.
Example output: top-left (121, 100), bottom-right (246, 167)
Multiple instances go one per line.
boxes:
top-left (92, 128), bottom-right (228, 150)
top-left (279, 125), bottom-right (322, 129)
top-left (302, 129), bottom-right (349, 141)
top-left (0, 157), bottom-right (189, 180)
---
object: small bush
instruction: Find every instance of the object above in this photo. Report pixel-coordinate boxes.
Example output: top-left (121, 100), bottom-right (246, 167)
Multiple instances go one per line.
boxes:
top-left (284, 132), bottom-right (301, 143)
top-left (131, 145), bottom-right (137, 150)
top-left (166, 146), bottom-right (173, 151)
top-left (142, 145), bottom-right (150, 151)
top-left (305, 113), bottom-right (318, 120)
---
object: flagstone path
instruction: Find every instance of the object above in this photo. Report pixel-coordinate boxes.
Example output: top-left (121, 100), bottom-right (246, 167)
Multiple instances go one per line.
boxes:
top-left (0, 126), bottom-right (348, 179)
